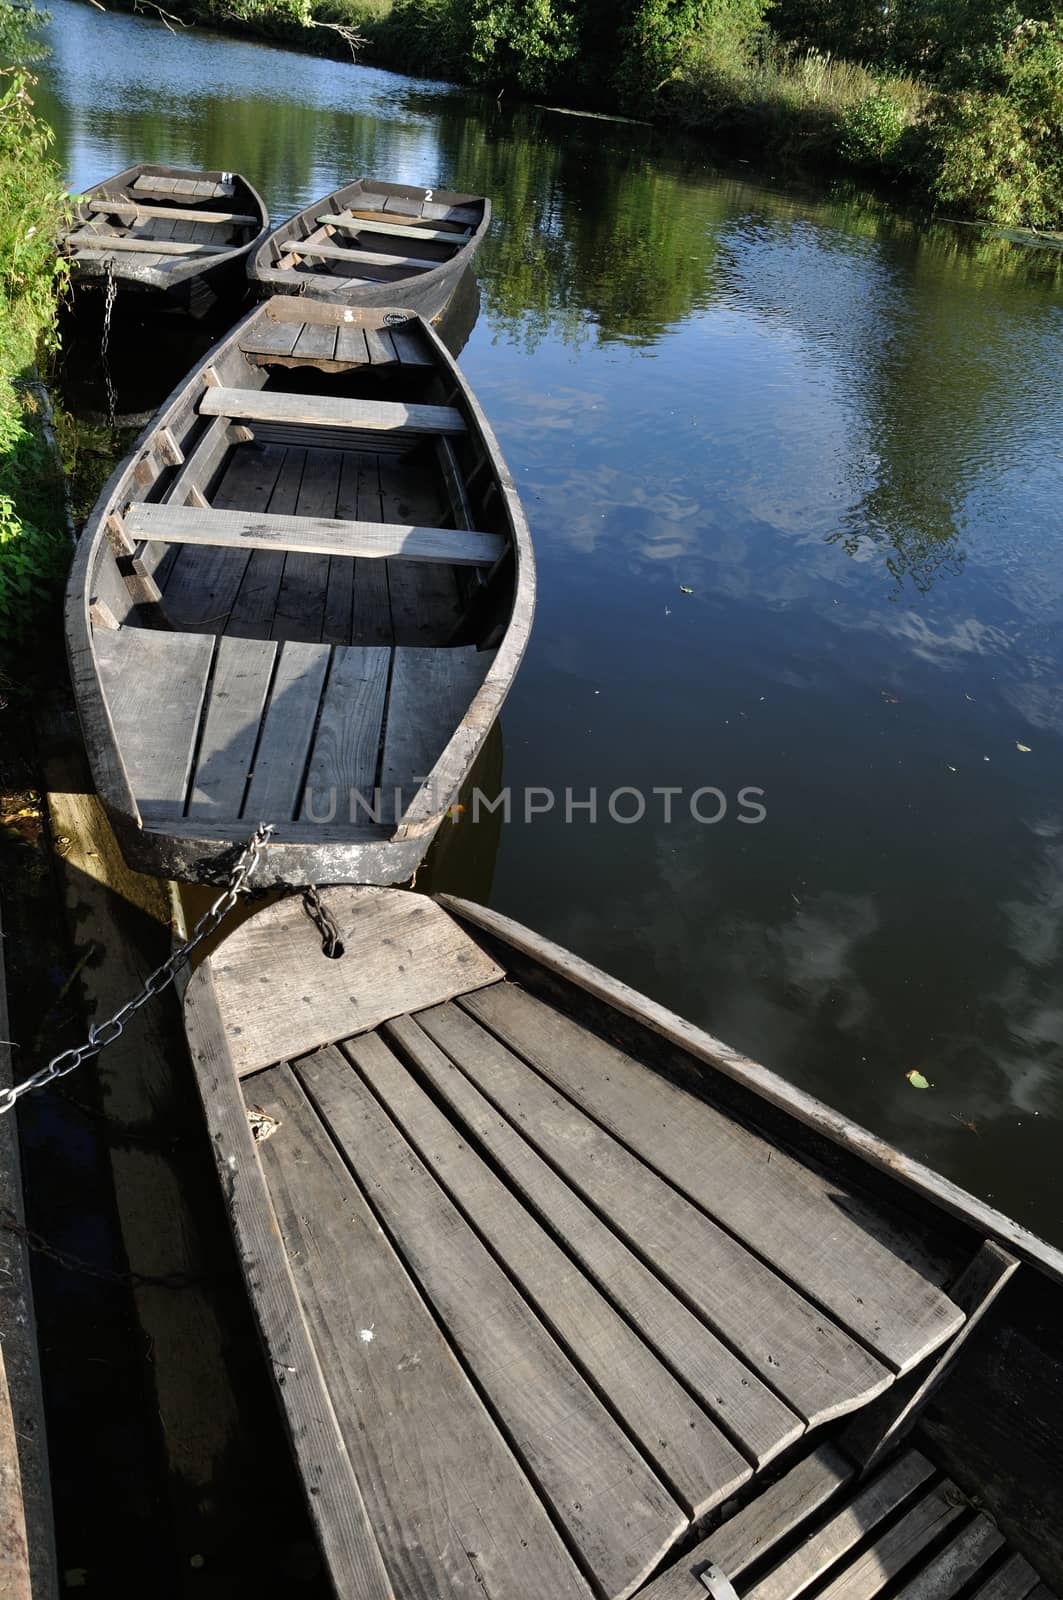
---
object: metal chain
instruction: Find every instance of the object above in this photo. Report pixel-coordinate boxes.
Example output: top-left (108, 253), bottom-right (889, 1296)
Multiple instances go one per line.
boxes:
top-left (0, 1210), bottom-right (204, 1291)
top-left (0, 824), bottom-right (274, 1117)
top-left (302, 884), bottom-right (344, 958)
top-left (100, 261), bottom-right (118, 427)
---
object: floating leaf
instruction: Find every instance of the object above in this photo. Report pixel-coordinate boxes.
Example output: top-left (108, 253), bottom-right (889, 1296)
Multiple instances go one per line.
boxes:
top-left (905, 1069), bottom-right (932, 1090)
top-left (679, 585), bottom-right (694, 595)
top-left (1016, 742), bottom-right (1032, 753)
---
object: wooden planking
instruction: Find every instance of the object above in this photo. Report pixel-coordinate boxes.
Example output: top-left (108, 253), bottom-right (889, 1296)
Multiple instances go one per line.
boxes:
top-left (744, 1452), bottom-right (936, 1600)
top-left (226, 447), bottom-right (305, 639)
top-left (182, 972), bottom-right (394, 1599)
top-left (293, 242), bottom-right (437, 273)
top-left (252, 1065), bottom-right (594, 1600)
top-left (89, 199), bottom-right (258, 225)
top-left (94, 628), bottom-right (215, 821)
top-left (321, 451), bottom-right (362, 644)
top-left (200, 387), bottom-right (467, 436)
top-left (240, 319), bottom-right (302, 359)
top-left (163, 416), bottom-right (236, 508)
top-left (381, 648), bottom-right (493, 814)
top-left (187, 636), bottom-right (277, 818)
top-left (814, 1485), bottom-right (966, 1600)
top-left (379, 451), bottom-right (463, 645)
top-left (160, 443), bottom-right (286, 632)
top-left (346, 1027), bottom-right (750, 1520)
top-left (891, 1516), bottom-right (1007, 1600)
top-left (391, 325), bottom-right (428, 366)
top-left (364, 326), bottom-right (399, 365)
top-left (293, 321), bottom-right (339, 361)
top-left (969, 1554), bottom-right (1044, 1600)
top-left (273, 448), bottom-right (343, 644)
top-left (320, 213), bottom-right (467, 244)
top-left (346, 455), bottom-right (394, 646)
top-left (422, 200), bottom-right (481, 224)
top-left (462, 984), bottom-right (964, 1375)
top-left (127, 501), bottom-right (506, 566)
top-left (637, 1446), bottom-right (855, 1599)
top-left (303, 647), bottom-right (390, 810)
top-left (334, 323), bottom-right (370, 365)
top-left (208, 890), bottom-right (502, 1077)
top-left (67, 233), bottom-right (230, 256)
top-left (241, 641), bottom-right (330, 823)
top-left (417, 1001), bottom-right (891, 1426)
top-left (394, 1011), bottom-right (803, 1469)
top-left (295, 1043), bottom-right (689, 1600)
top-left (0, 1349), bottom-right (31, 1600)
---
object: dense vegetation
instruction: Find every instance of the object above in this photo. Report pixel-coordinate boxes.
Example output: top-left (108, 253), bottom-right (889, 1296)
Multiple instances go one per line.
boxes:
top-left (0, 2), bottom-right (69, 640)
top-left (154, 0), bottom-right (1063, 227)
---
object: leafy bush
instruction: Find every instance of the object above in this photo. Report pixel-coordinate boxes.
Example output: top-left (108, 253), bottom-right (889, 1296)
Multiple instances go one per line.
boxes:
top-left (839, 90), bottom-right (910, 167)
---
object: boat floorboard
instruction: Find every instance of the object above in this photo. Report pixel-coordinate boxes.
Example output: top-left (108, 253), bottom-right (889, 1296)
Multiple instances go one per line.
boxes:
top-left (199, 884), bottom-right (972, 1600)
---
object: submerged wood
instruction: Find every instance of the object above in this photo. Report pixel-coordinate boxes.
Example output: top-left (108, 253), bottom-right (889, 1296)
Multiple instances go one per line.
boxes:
top-left (249, 178), bottom-right (490, 322)
top-left (65, 297), bottom-right (534, 887)
top-left (182, 887), bottom-right (1063, 1600)
top-left (63, 163), bottom-right (269, 317)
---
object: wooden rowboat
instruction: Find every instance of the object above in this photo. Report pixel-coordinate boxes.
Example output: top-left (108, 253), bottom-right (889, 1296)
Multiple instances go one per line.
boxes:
top-left (65, 296), bottom-right (533, 887)
top-left (62, 163), bottom-right (270, 318)
top-left (249, 178), bottom-right (490, 322)
top-left (185, 887), bottom-right (1063, 1600)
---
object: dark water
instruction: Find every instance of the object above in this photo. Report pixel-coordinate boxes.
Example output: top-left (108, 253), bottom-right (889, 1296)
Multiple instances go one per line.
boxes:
top-left (39, 0), bottom-right (1063, 1241)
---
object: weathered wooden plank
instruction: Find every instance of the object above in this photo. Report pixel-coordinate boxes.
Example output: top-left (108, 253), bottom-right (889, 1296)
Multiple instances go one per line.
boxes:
top-left (208, 890), bottom-right (502, 1077)
top-left (418, 1001), bottom-right (891, 1426)
top-left (391, 325), bottom-right (429, 366)
top-left (293, 321), bottom-right (339, 361)
top-left (252, 1064), bottom-right (593, 1600)
top-left (637, 1447), bottom-right (855, 1599)
top-left (462, 984), bottom-right (964, 1375)
top-left (303, 646), bottom-right (390, 811)
top-left (395, 1011), bottom-right (804, 1469)
top-left (272, 448), bottom-right (343, 643)
top-left (364, 327), bottom-right (399, 365)
top-left (296, 1043), bottom-right (689, 1600)
top-left (847, 1241), bottom-right (1020, 1472)
top-left (187, 636), bottom-right (277, 818)
top-left (334, 323), bottom-right (370, 365)
top-left (744, 1452), bottom-right (937, 1600)
top-left (0, 1348), bottom-right (31, 1600)
top-left (891, 1516), bottom-right (1007, 1600)
top-left (968, 1553), bottom-right (1043, 1600)
top-left (127, 502), bottom-right (505, 566)
top-left (344, 454), bottom-right (393, 645)
top-left (94, 628), bottom-right (215, 820)
top-left (381, 647), bottom-right (493, 812)
top-left (200, 387), bottom-right (467, 436)
top-left (422, 200), bottom-right (481, 224)
top-left (814, 1486), bottom-right (966, 1600)
top-left (294, 242), bottom-right (437, 272)
top-left (181, 971), bottom-right (394, 1599)
top-left (133, 173), bottom-right (178, 193)
top-left (163, 416), bottom-right (235, 508)
top-left (66, 233), bottom-right (230, 256)
top-left (241, 641), bottom-right (330, 823)
top-left (321, 451), bottom-right (362, 644)
top-left (223, 446), bottom-right (303, 640)
top-left (351, 1026), bottom-right (750, 1519)
top-left (379, 452), bottom-right (463, 646)
top-left (239, 320), bottom-right (303, 359)
top-left (88, 200), bottom-right (259, 225)
top-left (320, 213), bottom-right (466, 244)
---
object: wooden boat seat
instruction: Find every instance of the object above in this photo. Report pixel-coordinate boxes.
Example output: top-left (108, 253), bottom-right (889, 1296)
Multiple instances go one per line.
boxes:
top-left (198, 387), bottom-right (466, 436)
top-left (124, 501), bottom-right (504, 565)
top-left (87, 199), bottom-right (259, 226)
top-left (92, 627), bottom-right (494, 826)
top-left (133, 173), bottom-right (235, 200)
top-left (64, 233), bottom-right (231, 256)
top-left (291, 242), bottom-right (438, 273)
top-left (238, 318), bottom-right (432, 369)
top-left (184, 892), bottom-right (969, 1600)
top-left (316, 213), bottom-right (468, 244)
top-left (639, 1442), bottom-right (1057, 1599)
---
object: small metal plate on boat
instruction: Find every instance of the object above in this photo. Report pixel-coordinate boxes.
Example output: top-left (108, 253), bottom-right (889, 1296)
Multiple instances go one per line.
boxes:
top-left (697, 1561), bottom-right (740, 1600)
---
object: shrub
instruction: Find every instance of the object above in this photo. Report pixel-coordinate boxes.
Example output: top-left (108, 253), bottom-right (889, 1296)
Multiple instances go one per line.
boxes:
top-left (839, 90), bottom-right (910, 167)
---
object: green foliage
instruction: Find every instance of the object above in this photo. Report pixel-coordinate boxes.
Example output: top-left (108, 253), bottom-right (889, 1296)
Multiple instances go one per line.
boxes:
top-left (0, 0), bottom-right (52, 65)
top-left (466, 0), bottom-right (579, 91)
top-left (839, 90), bottom-right (909, 167)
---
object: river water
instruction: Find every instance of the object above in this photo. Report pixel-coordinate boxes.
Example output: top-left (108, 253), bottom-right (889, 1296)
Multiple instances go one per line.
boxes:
top-left (39, 0), bottom-right (1063, 1240)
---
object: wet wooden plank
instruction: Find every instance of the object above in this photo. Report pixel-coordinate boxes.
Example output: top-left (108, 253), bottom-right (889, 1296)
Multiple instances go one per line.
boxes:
top-left (241, 641), bottom-right (330, 823)
top-left (251, 1065), bottom-right (593, 1600)
top-left (422, 1000), bottom-right (892, 1426)
top-left (814, 1486), bottom-right (966, 1600)
top-left (94, 628), bottom-right (215, 820)
top-left (396, 1010), bottom-right (803, 1469)
top-left (891, 1516), bottom-right (1007, 1600)
top-left (295, 1044), bottom-right (689, 1600)
top-left (381, 647), bottom-right (493, 815)
top-left (210, 891), bottom-right (503, 1077)
top-left (743, 1452), bottom-right (937, 1600)
top-left (303, 646), bottom-right (390, 813)
top-left (462, 984), bottom-right (964, 1375)
top-left (637, 1446), bottom-right (855, 1599)
top-left (127, 502), bottom-right (505, 566)
top-left (187, 636), bottom-right (277, 818)
top-left (349, 1026), bottom-right (749, 1520)
top-left (200, 388), bottom-right (467, 436)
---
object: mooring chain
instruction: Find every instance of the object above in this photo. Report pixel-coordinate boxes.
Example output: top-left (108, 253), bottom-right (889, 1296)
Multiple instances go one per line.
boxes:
top-left (100, 260), bottom-right (119, 427)
top-left (302, 883), bottom-right (344, 958)
top-left (0, 1208), bottom-right (205, 1291)
top-left (0, 824), bottom-right (274, 1117)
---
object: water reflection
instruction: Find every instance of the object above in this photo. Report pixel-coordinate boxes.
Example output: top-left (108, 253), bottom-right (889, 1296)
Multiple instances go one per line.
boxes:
top-left (40, 0), bottom-right (1063, 1239)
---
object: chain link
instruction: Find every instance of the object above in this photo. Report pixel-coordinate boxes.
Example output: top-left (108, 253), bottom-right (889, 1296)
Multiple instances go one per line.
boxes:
top-left (0, 824), bottom-right (274, 1117)
top-left (302, 883), bottom-right (344, 958)
top-left (100, 261), bottom-right (118, 427)
top-left (0, 1209), bottom-right (205, 1291)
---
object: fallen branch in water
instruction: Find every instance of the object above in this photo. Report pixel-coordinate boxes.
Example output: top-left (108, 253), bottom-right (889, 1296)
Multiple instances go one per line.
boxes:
top-left (132, 0), bottom-right (190, 31)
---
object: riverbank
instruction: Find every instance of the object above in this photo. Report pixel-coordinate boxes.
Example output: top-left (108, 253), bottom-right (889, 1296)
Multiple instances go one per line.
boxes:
top-left (72, 0), bottom-right (1063, 229)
